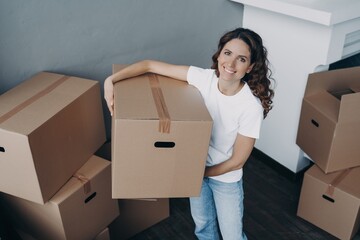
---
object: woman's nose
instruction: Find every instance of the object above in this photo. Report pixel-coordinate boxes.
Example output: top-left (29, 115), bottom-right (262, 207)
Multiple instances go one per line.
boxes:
top-left (228, 58), bottom-right (236, 67)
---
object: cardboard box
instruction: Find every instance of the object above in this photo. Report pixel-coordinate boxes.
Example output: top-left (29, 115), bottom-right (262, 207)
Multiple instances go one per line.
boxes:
top-left (0, 72), bottom-right (106, 204)
top-left (109, 198), bottom-right (169, 240)
top-left (95, 141), bottom-right (169, 239)
top-left (296, 66), bottom-right (360, 173)
top-left (0, 155), bottom-right (119, 240)
top-left (297, 164), bottom-right (360, 240)
top-left (111, 64), bottom-right (212, 198)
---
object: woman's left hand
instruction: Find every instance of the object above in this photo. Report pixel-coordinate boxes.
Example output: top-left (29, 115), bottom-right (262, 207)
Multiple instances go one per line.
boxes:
top-left (104, 76), bottom-right (115, 116)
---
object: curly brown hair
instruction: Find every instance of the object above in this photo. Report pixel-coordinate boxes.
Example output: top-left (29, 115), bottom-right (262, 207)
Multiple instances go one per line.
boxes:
top-left (211, 28), bottom-right (274, 118)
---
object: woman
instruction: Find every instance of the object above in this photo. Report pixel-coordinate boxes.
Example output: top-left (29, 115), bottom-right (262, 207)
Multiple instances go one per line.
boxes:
top-left (104, 27), bottom-right (274, 240)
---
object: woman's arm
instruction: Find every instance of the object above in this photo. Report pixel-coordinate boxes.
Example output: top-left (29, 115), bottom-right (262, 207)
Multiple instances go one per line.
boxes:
top-left (104, 60), bottom-right (189, 115)
top-left (204, 134), bottom-right (255, 177)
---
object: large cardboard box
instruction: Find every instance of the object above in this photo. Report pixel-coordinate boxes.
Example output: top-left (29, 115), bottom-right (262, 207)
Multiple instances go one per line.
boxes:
top-left (296, 66), bottom-right (360, 173)
top-left (111, 64), bottom-right (212, 198)
top-left (297, 164), bottom-right (360, 240)
top-left (109, 198), bottom-right (169, 240)
top-left (0, 155), bottom-right (119, 240)
top-left (0, 72), bottom-right (106, 204)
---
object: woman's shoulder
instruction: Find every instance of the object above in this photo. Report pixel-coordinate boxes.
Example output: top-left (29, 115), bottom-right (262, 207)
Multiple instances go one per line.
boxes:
top-left (188, 66), bottom-right (217, 83)
top-left (241, 83), bottom-right (263, 109)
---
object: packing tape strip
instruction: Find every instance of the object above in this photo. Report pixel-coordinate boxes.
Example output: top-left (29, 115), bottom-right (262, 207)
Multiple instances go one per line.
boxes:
top-left (324, 168), bottom-right (352, 197)
top-left (73, 173), bottom-right (92, 194)
top-left (148, 74), bottom-right (171, 133)
top-left (0, 75), bottom-right (71, 124)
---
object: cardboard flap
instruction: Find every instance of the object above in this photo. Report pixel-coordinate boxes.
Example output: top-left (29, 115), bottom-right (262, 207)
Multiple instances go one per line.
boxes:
top-left (305, 90), bottom-right (340, 122)
top-left (338, 91), bottom-right (360, 122)
top-left (305, 66), bottom-right (360, 97)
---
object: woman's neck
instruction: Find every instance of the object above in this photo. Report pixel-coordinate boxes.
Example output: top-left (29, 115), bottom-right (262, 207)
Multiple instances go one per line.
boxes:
top-left (218, 80), bottom-right (244, 96)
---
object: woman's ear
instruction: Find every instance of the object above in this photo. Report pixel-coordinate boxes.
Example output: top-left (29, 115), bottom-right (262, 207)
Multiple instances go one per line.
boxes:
top-left (246, 63), bottom-right (254, 73)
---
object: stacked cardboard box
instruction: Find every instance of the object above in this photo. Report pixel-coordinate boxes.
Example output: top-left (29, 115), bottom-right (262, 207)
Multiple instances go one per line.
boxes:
top-left (0, 72), bottom-right (106, 203)
top-left (1, 64), bottom-right (213, 239)
top-left (296, 66), bottom-right (360, 240)
top-left (0, 72), bottom-right (119, 239)
top-left (111, 64), bottom-right (213, 199)
top-left (95, 141), bottom-right (170, 239)
top-left (1, 155), bottom-right (119, 240)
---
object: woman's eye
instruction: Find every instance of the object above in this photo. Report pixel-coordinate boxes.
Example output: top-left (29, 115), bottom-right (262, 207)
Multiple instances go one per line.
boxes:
top-left (224, 51), bottom-right (231, 56)
top-left (238, 57), bottom-right (246, 63)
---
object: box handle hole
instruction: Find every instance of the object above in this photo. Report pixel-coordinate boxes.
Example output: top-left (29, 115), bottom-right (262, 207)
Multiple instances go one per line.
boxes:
top-left (0, 147), bottom-right (4, 152)
top-left (311, 119), bottom-right (319, 127)
top-left (84, 192), bottom-right (96, 204)
top-left (322, 194), bottom-right (334, 203)
top-left (154, 141), bottom-right (175, 148)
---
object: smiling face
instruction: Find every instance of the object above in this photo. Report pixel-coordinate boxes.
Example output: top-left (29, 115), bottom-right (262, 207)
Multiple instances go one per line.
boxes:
top-left (217, 38), bottom-right (254, 83)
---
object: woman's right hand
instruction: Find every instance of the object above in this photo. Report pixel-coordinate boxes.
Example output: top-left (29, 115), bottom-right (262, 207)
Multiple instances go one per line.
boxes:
top-left (104, 76), bottom-right (115, 116)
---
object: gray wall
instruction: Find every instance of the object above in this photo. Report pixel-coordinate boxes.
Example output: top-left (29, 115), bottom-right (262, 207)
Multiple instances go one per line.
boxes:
top-left (0, 0), bottom-right (243, 138)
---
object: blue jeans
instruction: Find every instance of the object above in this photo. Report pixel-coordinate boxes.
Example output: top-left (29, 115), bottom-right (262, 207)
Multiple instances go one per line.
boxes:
top-left (190, 178), bottom-right (247, 240)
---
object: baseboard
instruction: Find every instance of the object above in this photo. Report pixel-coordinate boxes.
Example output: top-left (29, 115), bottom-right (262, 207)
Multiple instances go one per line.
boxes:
top-left (250, 148), bottom-right (310, 182)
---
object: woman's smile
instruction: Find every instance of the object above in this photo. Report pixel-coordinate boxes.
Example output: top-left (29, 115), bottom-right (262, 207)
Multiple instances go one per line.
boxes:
top-left (224, 66), bottom-right (236, 74)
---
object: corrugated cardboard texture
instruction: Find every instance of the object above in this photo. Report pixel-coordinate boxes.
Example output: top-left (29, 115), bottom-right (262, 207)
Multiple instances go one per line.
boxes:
top-left (0, 72), bottom-right (106, 204)
top-left (296, 66), bottom-right (360, 173)
top-left (297, 165), bottom-right (360, 240)
top-left (0, 155), bottom-right (119, 240)
top-left (111, 64), bottom-right (212, 198)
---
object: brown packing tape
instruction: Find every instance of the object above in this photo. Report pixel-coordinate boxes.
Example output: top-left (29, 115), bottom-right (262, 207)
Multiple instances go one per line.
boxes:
top-left (148, 74), bottom-right (171, 133)
top-left (0, 75), bottom-right (71, 124)
top-left (73, 173), bottom-right (92, 194)
top-left (324, 168), bottom-right (352, 197)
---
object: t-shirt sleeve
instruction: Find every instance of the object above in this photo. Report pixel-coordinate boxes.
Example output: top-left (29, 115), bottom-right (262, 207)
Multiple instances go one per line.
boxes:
top-left (238, 104), bottom-right (263, 139)
top-left (186, 66), bottom-right (214, 93)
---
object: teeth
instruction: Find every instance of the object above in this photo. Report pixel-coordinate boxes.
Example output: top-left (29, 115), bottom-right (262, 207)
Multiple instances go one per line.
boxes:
top-left (224, 67), bottom-right (235, 74)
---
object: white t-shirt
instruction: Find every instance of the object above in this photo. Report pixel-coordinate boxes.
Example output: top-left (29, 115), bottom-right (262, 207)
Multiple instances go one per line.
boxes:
top-left (187, 66), bottom-right (263, 183)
